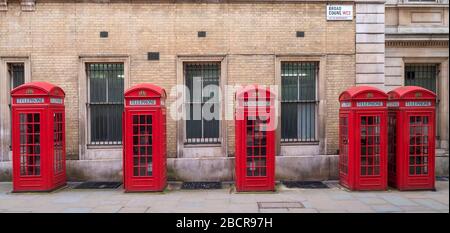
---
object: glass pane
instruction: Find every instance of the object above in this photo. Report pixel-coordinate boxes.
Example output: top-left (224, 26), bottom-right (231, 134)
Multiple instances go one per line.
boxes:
top-left (245, 116), bottom-right (268, 177)
top-left (132, 114), bottom-right (153, 177)
top-left (408, 115), bottom-right (430, 175)
top-left (90, 104), bottom-right (123, 144)
top-left (19, 113), bottom-right (41, 176)
top-left (360, 116), bottom-right (380, 176)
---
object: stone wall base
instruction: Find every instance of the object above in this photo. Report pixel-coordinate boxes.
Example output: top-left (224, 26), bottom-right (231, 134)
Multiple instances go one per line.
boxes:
top-left (0, 153), bottom-right (448, 182)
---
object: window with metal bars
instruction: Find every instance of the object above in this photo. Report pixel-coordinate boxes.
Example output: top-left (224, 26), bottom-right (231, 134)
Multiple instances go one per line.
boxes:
top-left (184, 63), bottom-right (220, 144)
top-left (8, 63), bottom-right (25, 91)
top-left (281, 62), bottom-right (318, 142)
top-left (405, 64), bottom-right (437, 93)
top-left (87, 63), bottom-right (124, 145)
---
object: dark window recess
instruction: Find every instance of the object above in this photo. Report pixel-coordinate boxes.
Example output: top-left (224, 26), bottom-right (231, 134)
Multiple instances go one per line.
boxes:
top-left (100, 31), bottom-right (109, 38)
top-left (296, 31), bottom-right (305, 37)
top-left (405, 64), bottom-right (438, 93)
top-left (8, 63), bottom-right (25, 90)
top-left (185, 62), bottom-right (220, 144)
top-left (281, 62), bottom-right (318, 142)
top-left (87, 63), bottom-right (124, 145)
top-left (147, 52), bottom-right (160, 61)
top-left (198, 31), bottom-right (207, 37)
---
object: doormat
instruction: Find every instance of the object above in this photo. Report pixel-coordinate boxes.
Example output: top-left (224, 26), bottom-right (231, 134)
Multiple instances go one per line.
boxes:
top-left (181, 182), bottom-right (222, 190)
top-left (73, 181), bottom-right (122, 189)
top-left (258, 202), bottom-right (305, 209)
top-left (281, 181), bottom-right (329, 189)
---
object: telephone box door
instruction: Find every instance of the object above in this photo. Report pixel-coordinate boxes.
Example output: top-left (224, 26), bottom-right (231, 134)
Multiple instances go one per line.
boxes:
top-left (404, 113), bottom-right (435, 189)
top-left (355, 112), bottom-right (387, 190)
top-left (13, 110), bottom-right (45, 189)
top-left (239, 113), bottom-right (274, 191)
top-left (123, 83), bottom-right (167, 192)
top-left (124, 110), bottom-right (159, 191)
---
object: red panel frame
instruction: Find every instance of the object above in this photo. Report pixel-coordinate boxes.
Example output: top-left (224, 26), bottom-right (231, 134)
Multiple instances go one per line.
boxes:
top-left (339, 86), bottom-right (388, 191)
top-left (123, 84), bottom-right (166, 192)
top-left (235, 85), bottom-right (276, 192)
top-left (11, 82), bottom-right (66, 192)
top-left (388, 86), bottom-right (436, 191)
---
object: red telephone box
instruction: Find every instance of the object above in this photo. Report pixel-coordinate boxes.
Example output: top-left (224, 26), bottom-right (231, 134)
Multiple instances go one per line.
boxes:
top-left (339, 86), bottom-right (388, 191)
top-left (11, 82), bottom-right (66, 192)
top-left (387, 86), bottom-right (436, 191)
top-left (123, 83), bottom-right (167, 192)
top-left (235, 85), bottom-right (276, 192)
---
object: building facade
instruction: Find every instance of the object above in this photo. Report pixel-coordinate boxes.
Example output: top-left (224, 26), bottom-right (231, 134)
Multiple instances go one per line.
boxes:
top-left (0, 0), bottom-right (447, 182)
top-left (384, 0), bottom-right (449, 175)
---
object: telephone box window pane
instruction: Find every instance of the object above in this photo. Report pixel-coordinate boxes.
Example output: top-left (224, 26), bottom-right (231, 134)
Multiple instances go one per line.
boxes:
top-left (408, 116), bottom-right (429, 175)
top-left (339, 116), bottom-right (349, 175)
top-left (184, 63), bottom-right (220, 144)
top-left (245, 116), bottom-right (268, 177)
top-left (87, 63), bottom-right (124, 145)
top-left (132, 114), bottom-right (153, 177)
top-left (360, 116), bottom-right (381, 176)
top-left (53, 113), bottom-right (64, 174)
top-left (281, 62), bottom-right (318, 142)
top-left (19, 113), bottom-right (41, 176)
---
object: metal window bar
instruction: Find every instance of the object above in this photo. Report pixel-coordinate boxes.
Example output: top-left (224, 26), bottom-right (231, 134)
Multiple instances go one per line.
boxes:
top-left (8, 63), bottom-right (25, 90)
top-left (184, 63), bottom-right (221, 144)
top-left (87, 63), bottom-right (124, 145)
top-left (405, 64), bottom-right (437, 93)
top-left (281, 62), bottom-right (319, 142)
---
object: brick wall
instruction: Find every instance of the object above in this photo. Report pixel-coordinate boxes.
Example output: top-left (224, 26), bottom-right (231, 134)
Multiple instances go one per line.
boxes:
top-left (0, 1), bottom-right (356, 159)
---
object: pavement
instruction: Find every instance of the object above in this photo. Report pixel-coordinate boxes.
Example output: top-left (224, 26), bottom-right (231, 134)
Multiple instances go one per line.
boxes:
top-left (0, 181), bottom-right (448, 213)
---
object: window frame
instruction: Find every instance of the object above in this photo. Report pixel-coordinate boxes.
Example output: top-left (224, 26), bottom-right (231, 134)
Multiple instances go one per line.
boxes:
top-left (78, 56), bottom-right (130, 160)
top-left (176, 56), bottom-right (227, 158)
top-left (275, 56), bottom-right (327, 156)
top-left (280, 61), bottom-right (320, 143)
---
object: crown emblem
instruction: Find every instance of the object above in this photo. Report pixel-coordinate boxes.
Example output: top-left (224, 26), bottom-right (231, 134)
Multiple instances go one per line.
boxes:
top-left (138, 90), bottom-right (147, 96)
